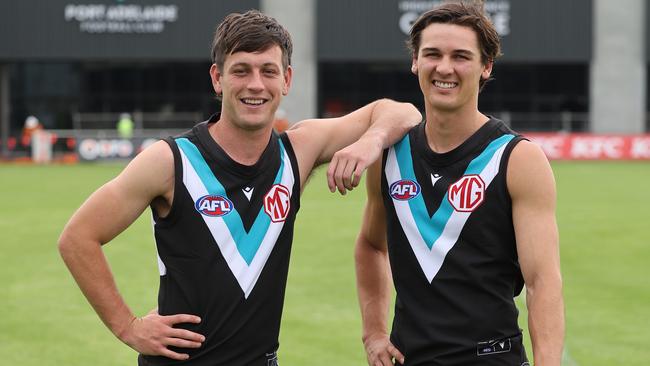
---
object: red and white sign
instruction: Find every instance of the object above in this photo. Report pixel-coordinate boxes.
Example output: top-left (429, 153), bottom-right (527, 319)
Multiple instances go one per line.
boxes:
top-left (264, 184), bottom-right (291, 223)
top-left (525, 133), bottom-right (650, 160)
top-left (448, 175), bottom-right (485, 212)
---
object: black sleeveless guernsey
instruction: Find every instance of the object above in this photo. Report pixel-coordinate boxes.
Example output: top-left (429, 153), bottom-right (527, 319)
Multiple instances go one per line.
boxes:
top-left (140, 116), bottom-right (300, 365)
top-left (381, 119), bottom-right (529, 365)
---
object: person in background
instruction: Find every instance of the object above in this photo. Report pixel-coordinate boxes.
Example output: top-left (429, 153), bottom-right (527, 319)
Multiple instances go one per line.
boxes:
top-left (272, 108), bottom-right (289, 133)
top-left (117, 113), bottom-right (134, 139)
top-left (21, 115), bottom-right (42, 148)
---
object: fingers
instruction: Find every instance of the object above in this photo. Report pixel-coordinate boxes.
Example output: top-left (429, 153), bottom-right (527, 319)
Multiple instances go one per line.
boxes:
top-left (169, 328), bottom-right (206, 343)
top-left (371, 355), bottom-right (394, 366)
top-left (351, 162), bottom-right (366, 188)
top-left (341, 160), bottom-right (358, 191)
top-left (365, 335), bottom-right (405, 366)
top-left (378, 352), bottom-right (396, 366)
top-left (387, 344), bottom-right (405, 365)
top-left (328, 154), bottom-right (353, 194)
top-left (158, 347), bottom-right (191, 361)
top-left (326, 155), bottom-right (338, 193)
top-left (328, 154), bottom-right (364, 195)
top-left (329, 155), bottom-right (349, 195)
top-left (125, 313), bottom-right (206, 361)
top-left (165, 336), bottom-right (203, 349)
top-left (164, 314), bottom-right (202, 326)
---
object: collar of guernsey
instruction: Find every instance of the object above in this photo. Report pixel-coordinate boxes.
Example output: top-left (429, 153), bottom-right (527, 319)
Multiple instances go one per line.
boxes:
top-left (385, 133), bottom-right (514, 283)
top-left (172, 136), bottom-right (294, 298)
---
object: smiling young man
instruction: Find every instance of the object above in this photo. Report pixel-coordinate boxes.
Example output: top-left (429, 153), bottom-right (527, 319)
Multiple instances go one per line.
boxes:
top-left (355, 3), bottom-right (564, 366)
top-left (58, 10), bottom-right (420, 366)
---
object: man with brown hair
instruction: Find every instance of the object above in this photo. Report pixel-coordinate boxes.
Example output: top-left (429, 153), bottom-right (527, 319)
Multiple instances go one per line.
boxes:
top-left (355, 2), bottom-right (564, 365)
top-left (58, 10), bottom-right (420, 366)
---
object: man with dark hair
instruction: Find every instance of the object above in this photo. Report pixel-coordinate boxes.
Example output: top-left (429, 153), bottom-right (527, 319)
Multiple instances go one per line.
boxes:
top-left (355, 3), bottom-right (564, 365)
top-left (58, 10), bottom-right (421, 366)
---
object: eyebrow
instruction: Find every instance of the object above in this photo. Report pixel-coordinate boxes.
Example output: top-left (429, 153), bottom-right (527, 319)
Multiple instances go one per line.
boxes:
top-left (420, 47), bottom-right (476, 56)
top-left (229, 62), bottom-right (280, 69)
top-left (453, 49), bottom-right (475, 57)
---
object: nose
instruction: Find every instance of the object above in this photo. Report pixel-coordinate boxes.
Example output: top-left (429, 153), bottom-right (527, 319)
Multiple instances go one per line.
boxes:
top-left (435, 56), bottom-right (453, 76)
top-left (247, 70), bottom-right (265, 92)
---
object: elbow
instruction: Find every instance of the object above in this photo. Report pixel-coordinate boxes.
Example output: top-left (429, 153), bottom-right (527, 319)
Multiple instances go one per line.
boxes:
top-left (375, 98), bottom-right (393, 106)
top-left (372, 98), bottom-right (403, 113)
top-left (57, 230), bottom-right (75, 262)
top-left (355, 234), bottom-right (387, 259)
top-left (525, 269), bottom-right (564, 300)
top-left (57, 228), bottom-right (90, 264)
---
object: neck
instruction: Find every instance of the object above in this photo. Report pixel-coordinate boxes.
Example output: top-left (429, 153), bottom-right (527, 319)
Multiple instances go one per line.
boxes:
top-left (423, 104), bottom-right (489, 153)
top-left (209, 118), bottom-right (272, 166)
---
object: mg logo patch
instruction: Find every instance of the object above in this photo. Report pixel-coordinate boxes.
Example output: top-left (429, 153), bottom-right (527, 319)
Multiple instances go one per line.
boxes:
top-left (264, 184), bottom-right (291, 223)
top-left (389, 179), bottom-right (421, 201)
top-left (448, 175), bottom-right (485, 212)
top-left (195, 195), bottom-right (233, 217)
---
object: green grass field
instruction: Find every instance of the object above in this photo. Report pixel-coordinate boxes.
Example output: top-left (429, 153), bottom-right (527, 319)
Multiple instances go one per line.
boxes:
top-left (1, 161), bottom-right (649, 365)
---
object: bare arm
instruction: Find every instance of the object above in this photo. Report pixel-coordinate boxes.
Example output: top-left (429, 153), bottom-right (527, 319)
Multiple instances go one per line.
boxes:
top-left (508, 141), bottom-right (565, 366)
top-left (58, 141), bottom-right (204, 360)
top-left (355, 159), bottom-right (404, 366)
top-left (286, 99), bottom-right (421, 193)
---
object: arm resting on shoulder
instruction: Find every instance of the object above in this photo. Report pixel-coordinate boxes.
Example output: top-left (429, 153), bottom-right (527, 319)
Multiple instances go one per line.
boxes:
top-left (287, 99), bottom-right (421, 192)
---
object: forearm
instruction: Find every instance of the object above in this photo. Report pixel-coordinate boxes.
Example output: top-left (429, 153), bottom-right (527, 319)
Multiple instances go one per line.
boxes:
top-left (355, 238), bottom-right (392, 342)
top-left (527, 277), bottom-right (565, 366)
top-left (363, 99), bottom-right (421, 149)
top-left (58, 235), bottom-right (136, 341)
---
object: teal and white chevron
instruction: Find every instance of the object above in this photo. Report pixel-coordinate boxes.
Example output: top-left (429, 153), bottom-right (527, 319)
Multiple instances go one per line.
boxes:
top-left (385, 134), bottom-right (514, 283)
top-left (172, 137), bottom-right (294, 298)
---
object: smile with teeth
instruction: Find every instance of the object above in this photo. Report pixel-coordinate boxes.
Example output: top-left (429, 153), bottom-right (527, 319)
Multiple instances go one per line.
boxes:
top-left (433, 80), bottom-right (458, 89)
top-left (241, 98), bottom-right (267, 105)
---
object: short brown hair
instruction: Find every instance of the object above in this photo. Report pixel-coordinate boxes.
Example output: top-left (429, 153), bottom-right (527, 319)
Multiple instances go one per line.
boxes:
top-left (211, 10), bottom-right (293, 71)
top-left (407, 2), bottom-right (501, 88)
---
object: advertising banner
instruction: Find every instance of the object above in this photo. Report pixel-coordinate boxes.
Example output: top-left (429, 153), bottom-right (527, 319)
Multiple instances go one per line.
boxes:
top-left (525, 133), bottom-right (650, 160)
top-left (76, 137), bottom-right (158, 161)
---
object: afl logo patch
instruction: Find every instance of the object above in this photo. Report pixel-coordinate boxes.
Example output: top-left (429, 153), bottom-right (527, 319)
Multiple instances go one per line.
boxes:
top-left (389, 179), bottom-right (421, 201)
top-left (195, 195), bottom-right (233, 217)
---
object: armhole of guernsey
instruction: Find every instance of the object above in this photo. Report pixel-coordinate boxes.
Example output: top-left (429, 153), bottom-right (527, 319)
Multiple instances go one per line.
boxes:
top-left (279, 132), bottom-right (301, 212)
top-left (380, 147), bottom-right (390, 196)
top-left (499, 135), bottom-right (527, 206)
top-left (152, 137), bottom-right (183, 227)
top-left (151, 137), bottom-right (182, 277)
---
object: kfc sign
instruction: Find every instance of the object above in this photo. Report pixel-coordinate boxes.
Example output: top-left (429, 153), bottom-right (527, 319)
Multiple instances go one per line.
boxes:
top-left (525, 133), bottom-right (650, 160)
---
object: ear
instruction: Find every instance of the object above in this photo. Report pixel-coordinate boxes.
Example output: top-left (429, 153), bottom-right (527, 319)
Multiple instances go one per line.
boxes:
top-left (411, 57), bottom-right (418, 75)
top-left (282, 65), bottom-right (293, 96)
top-left (481, 59), bottom-right (493, 81)
top-left (209, 64), bottom-right (222, 95)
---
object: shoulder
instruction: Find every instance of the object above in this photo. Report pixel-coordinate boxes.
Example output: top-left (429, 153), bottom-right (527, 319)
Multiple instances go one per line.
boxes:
top-left (284, 118), bottom-right (328, 145)
top-left (134, 139), bottom-right (174, 171)
top-left (508, 139), bottom-right (550, 171)
top-left (113, 140), bottom-right (175, 199)
top-left (507, 140), bottom-right (555, 199)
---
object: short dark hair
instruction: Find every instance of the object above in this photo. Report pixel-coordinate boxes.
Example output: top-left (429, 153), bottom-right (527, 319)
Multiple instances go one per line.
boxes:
top-left (211, 10), bottom-right (293, 71)
top-left (407, 2), bottom-right (501, 88)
